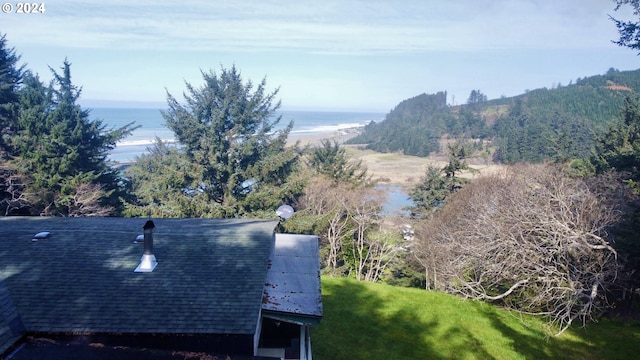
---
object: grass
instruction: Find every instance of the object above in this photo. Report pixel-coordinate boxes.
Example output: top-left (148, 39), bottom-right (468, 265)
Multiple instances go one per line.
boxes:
top-left (311, 277), bottom-right (640, 360)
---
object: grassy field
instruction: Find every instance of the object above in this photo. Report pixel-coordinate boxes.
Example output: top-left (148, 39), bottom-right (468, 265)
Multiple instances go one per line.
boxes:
top-left (342, 145), bottom-right (502, 185)
top-left (311, 277), bottom-right (640, 360)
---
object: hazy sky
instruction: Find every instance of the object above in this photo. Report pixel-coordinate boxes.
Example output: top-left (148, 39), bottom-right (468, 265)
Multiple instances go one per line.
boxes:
top-left (2, 0), bottom-right (639, 111)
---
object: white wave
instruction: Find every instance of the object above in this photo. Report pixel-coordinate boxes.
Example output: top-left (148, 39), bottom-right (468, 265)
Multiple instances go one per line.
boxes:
top-left (114, 121), bottom-right (369, 146)
top-left (290, 122), bottom-right (367, 134)
top-left (116, 138), bottom-right (177, 147)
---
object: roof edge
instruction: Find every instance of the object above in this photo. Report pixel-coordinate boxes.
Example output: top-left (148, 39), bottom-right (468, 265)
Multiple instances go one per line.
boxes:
top-left (262, 310), bottom-right (322, 327)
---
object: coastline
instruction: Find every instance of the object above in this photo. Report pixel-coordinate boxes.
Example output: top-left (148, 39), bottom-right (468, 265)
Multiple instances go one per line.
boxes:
top-left (113, 127), bottom-right (502, 187)
top-left (286, 127), bottom-right (361, 147)
top-left (112, 127), bottom-right (360, 168)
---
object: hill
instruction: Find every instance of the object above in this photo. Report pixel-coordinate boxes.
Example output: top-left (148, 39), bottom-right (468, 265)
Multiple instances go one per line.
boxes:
top-left (312, 277), bottom-right (640, 360)
top-left (347, 68), bottom-right (640, 163)
top-left (347, 91), bottom-right (455, 156)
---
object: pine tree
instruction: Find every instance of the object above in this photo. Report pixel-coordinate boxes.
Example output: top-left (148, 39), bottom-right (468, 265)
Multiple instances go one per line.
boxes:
top-left (0, 33), bottom-right (24, 156)
top-left (611, 0), bottom-right (640, 52)
top-left (409, 165), bottom-right (449, 214)
top-left (307, 140), bottom-right (370, 186)
top-left (409, 140), bottom-right (476, 216)
top-left (153, 65), bottom-right (301, 217)
top-left (8, 61), bottom-right (136, 215)
top-left (592, 95), bottom-right (640, 186)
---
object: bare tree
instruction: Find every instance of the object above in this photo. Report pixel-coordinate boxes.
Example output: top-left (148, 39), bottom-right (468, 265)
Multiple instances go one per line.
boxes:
top-left (298, 178), bottom-right (399, 281)
top-left (360, 228), bottom-right (401, 282)
top-left (349, 191), bottom-right (378, 281)
top-left (415, 164), bottom-right (620, 335)
top-left (412, 226), bottom-right (447, 290)
top-left (348, 188), bottom-right (400, 282)
top-left (0, 165), bottom-right (29, 215)
top-left (325, 203), bottom-right (350, 270)
top-left (297, 178), bottom-right (350, 272)
top-left (68, 182), bottom-right (115, 217)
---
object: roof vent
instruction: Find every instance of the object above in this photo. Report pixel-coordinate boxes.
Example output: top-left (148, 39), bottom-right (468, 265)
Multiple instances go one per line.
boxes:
top-left (135, 220), bottom-right (157, 273)
top-left (276, 204), bottom-right (294, 220)
top-left (31, 231), bottom-right (50, 242)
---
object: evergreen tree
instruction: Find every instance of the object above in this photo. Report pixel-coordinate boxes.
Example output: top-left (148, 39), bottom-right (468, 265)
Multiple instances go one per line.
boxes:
top-left (409, 140), bottom-right (476, 216)
top-left (0, 33), bottom-right (24, 156)
top-left (592, 95), bottom-right (640, 186)
top-left (409, 165), bottom-right (449, 215)
top-left (456, 106), bottom-right (491, 139)
top-left (466, 89), bottom-right (487, 108)
top-left (611, 0), bottom-right (640, 52)
top-left (124, 138), bottom-right (206, 217)
top-left (307, 140), bottom-right (371, 186)
top-left (442, 140), bottom-right (475, 192)
top-left (588, 94), bottom-right (640, 290)
top-left (151, 65), bottom-right (302, 217)
top-left (7, 61), bottom-right (136, 215)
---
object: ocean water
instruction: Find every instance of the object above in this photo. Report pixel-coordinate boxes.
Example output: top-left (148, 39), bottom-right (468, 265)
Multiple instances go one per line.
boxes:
top-left (89, 107), bottom-right (385, 162)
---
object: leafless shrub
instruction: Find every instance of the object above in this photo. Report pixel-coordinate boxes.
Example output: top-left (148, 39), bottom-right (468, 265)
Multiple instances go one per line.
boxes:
top-left (63, 182), bottom-right (114, 217)
top-left (297, 178), bottom-right (350, 271)
top-left (415, 164), bottom-right (620, 335)
top-left (0, 165), bottom-right (30, 215)
top-left (299, 178), bottom-right (398, 281)
top-left (348, 188), bottom-right (397, 281)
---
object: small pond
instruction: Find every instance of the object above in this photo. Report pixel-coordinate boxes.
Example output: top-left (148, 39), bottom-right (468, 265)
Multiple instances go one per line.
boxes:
top-left (376, 184), bottom-right (413, 216)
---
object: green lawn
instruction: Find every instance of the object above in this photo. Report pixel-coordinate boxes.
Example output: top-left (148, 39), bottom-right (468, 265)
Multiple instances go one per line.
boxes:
top-left (311, 277), bottom-right (640, 360)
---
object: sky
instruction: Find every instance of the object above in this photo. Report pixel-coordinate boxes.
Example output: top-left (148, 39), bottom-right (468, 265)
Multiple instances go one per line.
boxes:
top-left (2, 0), bottom-right (640, 112)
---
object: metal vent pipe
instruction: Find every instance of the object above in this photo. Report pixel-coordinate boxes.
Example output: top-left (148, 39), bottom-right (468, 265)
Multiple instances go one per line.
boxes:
top-left (135, 220), bottom-right (158, 273)
top-left (143, 220), bottom-right (155, 255)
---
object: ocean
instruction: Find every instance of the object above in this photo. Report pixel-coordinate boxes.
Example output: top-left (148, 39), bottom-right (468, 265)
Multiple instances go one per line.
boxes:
top-left (89, 107), bottom-right (385, 163)
top-left (90, 107), bottom-right (413, 213)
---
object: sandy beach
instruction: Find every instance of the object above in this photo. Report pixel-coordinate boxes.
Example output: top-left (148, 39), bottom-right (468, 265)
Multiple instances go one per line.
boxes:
top-left (286, 128), bottom-right (361, 147)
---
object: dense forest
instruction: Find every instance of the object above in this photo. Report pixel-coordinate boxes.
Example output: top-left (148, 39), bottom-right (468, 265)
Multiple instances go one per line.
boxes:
top-left (346, 91), bottom-right (453, 156)
top-left (348, 68), bottom-right (640, 163)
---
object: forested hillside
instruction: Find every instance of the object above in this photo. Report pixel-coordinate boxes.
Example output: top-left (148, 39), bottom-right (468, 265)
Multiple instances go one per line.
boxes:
top-left (348, 92), bottom-right (451, 156)
top-left (348, 68), bottom-right (640, 163)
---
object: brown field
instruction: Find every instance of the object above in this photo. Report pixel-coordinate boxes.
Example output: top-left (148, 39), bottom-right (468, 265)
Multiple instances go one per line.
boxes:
top-left (344, 146), bottom-right (504, 186)
top-left (288, 130), bottom-right (505, 187)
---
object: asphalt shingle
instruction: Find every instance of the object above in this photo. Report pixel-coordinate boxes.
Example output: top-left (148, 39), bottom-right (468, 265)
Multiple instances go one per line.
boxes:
top-left (0, 280), bottom-right (24, 354)
top-left (0, 217), bottom-right (277, 337)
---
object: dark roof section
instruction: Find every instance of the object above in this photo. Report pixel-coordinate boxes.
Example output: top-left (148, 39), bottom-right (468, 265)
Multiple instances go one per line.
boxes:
top-left (0, 280), bottom-right (24, 355)
top-left (262, 234), bottom-right (323, 325)
top-left (0, 217), bottom-right (277, 336)
top-left (8, 335), bottom-right (279, 360)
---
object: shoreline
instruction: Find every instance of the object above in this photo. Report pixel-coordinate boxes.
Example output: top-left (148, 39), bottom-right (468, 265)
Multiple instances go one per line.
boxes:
top-left (112, 128), bottom-right (360, 167)
top-left (286, 127), bottom-right (361, 147)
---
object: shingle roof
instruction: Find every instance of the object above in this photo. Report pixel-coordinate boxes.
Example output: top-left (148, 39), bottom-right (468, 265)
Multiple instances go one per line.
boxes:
top-left (0, 280), bottom-right (24, 354)
top-left (0, 217), bottom-right (277, 336)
